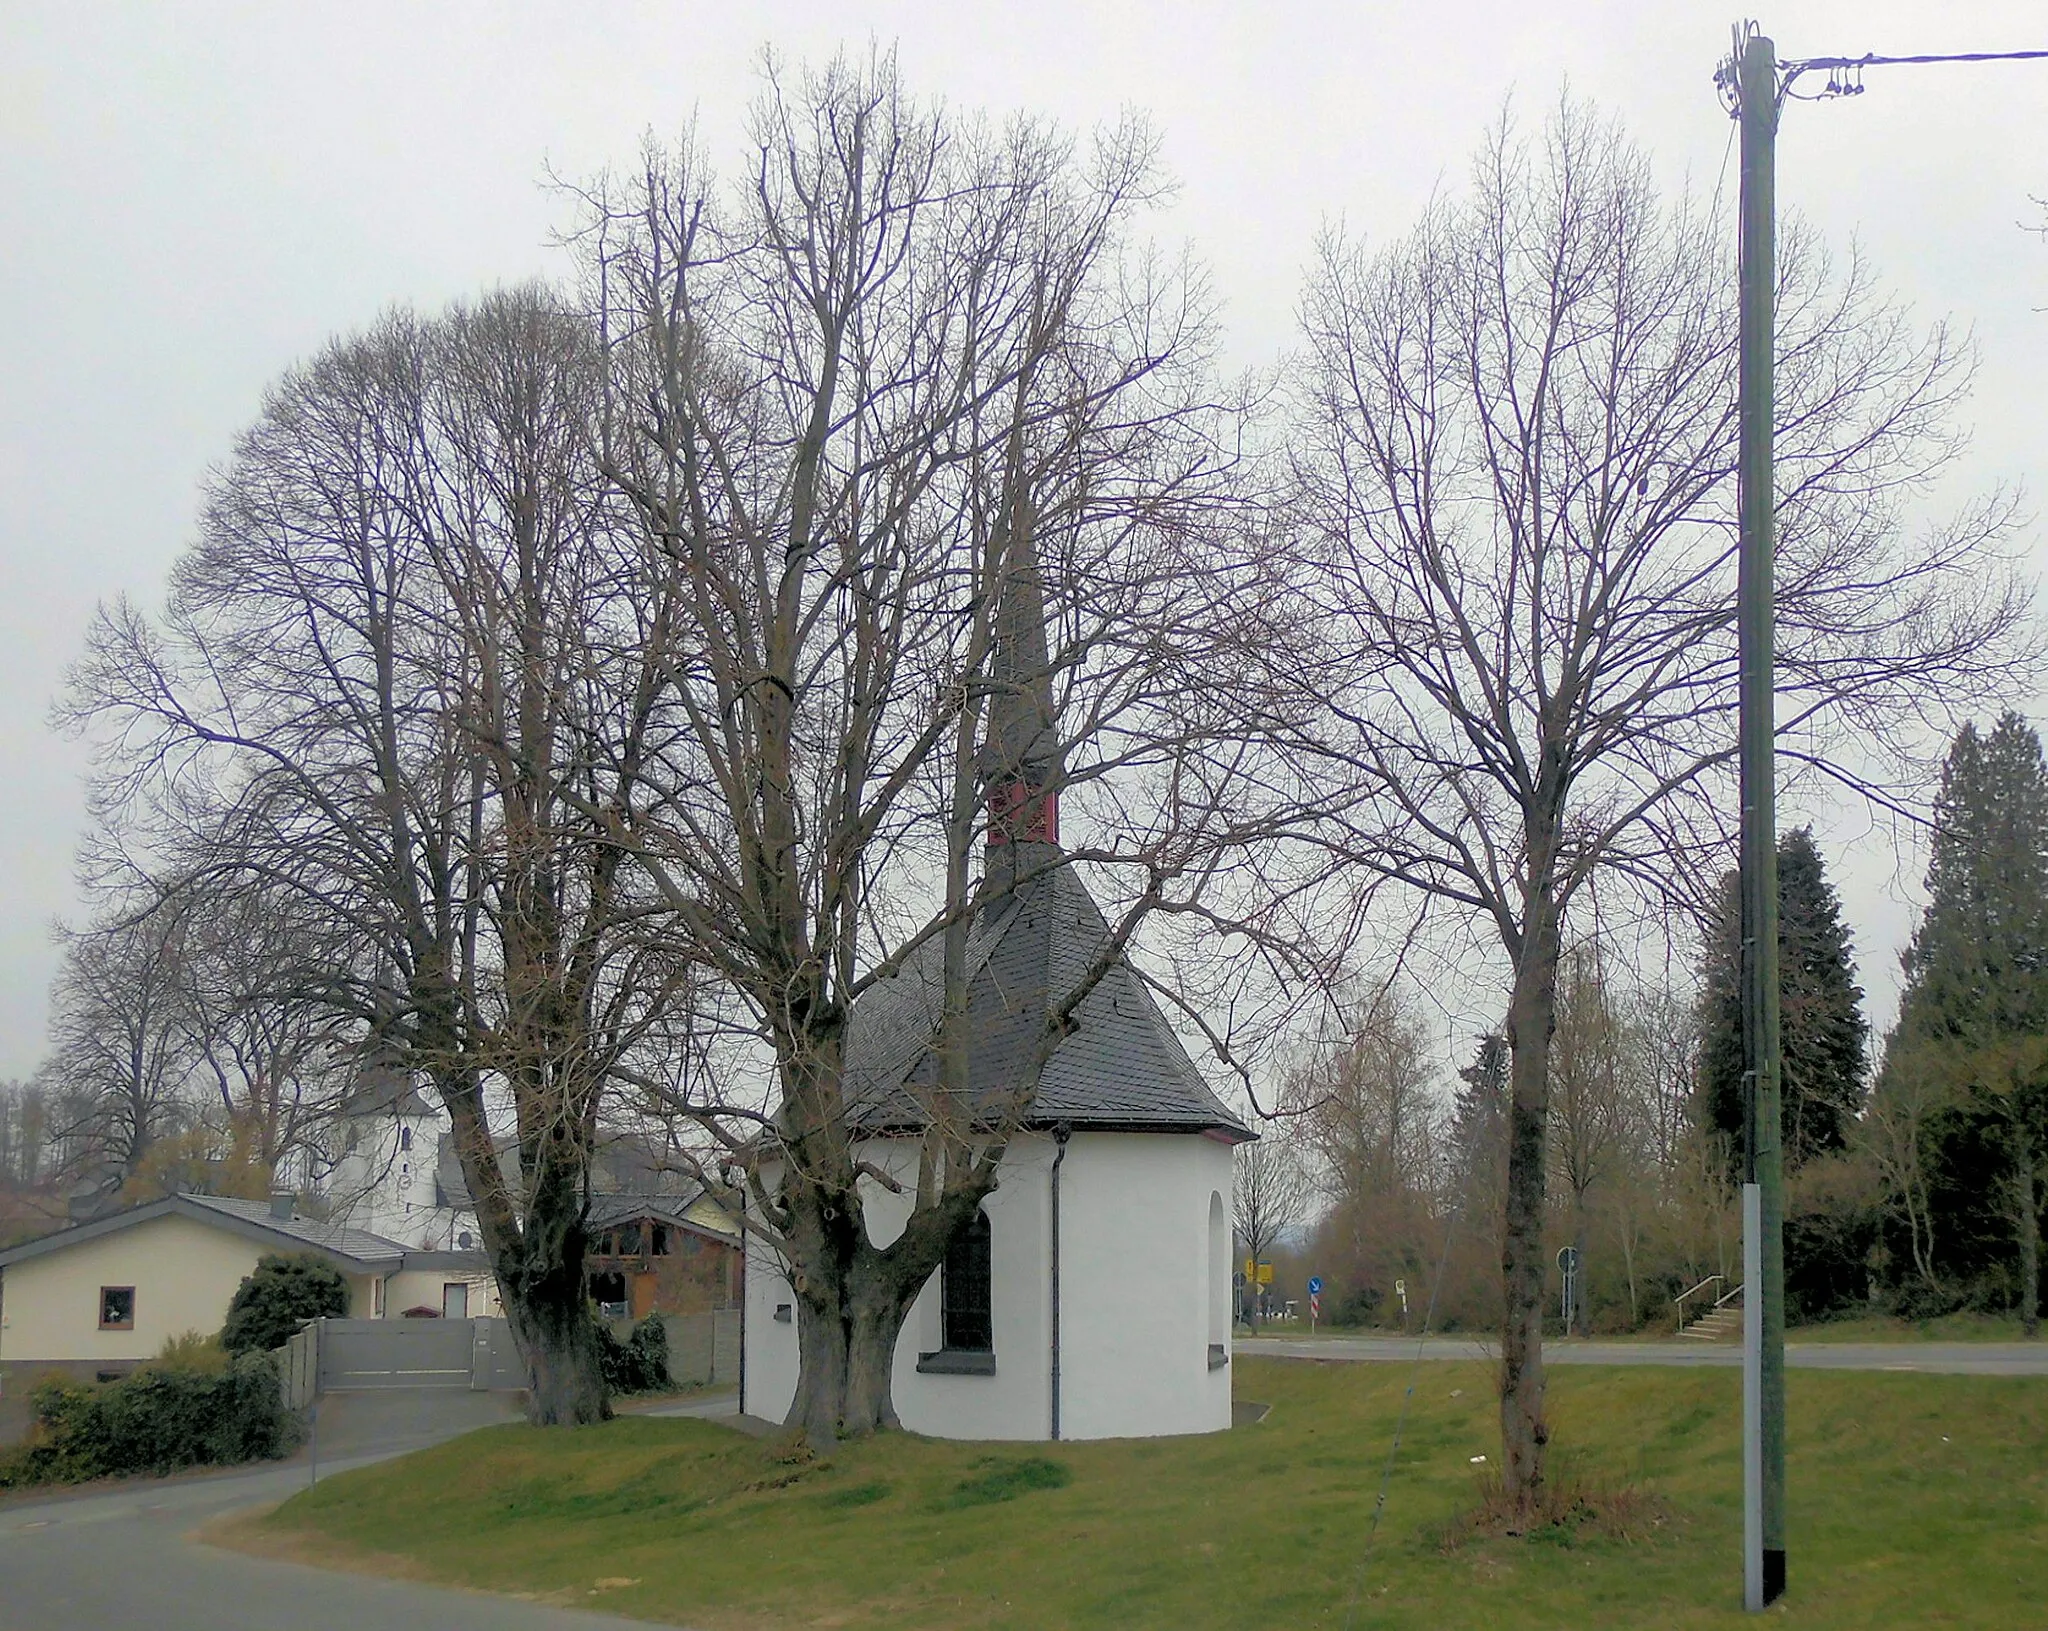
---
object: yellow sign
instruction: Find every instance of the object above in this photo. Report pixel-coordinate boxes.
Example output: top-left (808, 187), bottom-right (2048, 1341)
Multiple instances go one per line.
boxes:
top-left (1258, 1264), bottom-right (1275, 1285)
top-left (1242, 1261), bottom-right (1276, 1284)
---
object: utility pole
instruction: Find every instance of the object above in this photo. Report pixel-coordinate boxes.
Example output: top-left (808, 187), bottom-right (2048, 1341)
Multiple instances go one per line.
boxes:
top-left (1731, 23), bottom-right (1786, 1613)
top-left (1716, 17), bottom-right (2048, 1615)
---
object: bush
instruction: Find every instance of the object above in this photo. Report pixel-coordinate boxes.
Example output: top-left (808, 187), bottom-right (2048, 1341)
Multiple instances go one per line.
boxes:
top-left (221, 1252), bottom-right (350, 1353)
top-left (598, 1312), bottom-right (672, 1395)
top-left (0, 1352), bottom-right (294, 1488)
top-left (1327, 1284), bottom-right (1384, 1328)
top-left (154, 1330), bottom-right (232, 1374)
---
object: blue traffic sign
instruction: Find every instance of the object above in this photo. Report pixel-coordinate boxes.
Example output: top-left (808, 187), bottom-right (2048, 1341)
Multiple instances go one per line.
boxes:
top-left (1307, 1275), bottom-right (1324, 1295)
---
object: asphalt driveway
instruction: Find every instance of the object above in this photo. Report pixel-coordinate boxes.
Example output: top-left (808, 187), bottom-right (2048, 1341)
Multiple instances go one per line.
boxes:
top-left (0, 1390), bottom-right (738, 1631)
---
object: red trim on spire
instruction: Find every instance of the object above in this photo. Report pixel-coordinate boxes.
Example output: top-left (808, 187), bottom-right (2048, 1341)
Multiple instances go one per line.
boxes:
top-left (987, 780), bottom-right (1057, 846)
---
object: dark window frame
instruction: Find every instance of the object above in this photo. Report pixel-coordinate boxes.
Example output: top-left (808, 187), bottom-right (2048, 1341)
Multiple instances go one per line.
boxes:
top-left (939, 1208), bottom-right (993, 1354)
top-left (98, 1285), bottom-right (136, 1331)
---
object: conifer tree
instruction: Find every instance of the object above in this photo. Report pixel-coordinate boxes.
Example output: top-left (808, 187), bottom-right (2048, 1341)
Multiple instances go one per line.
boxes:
top-left (1886, 713), bottom-right (2048, 1335)
top-left (1698, 827), bottom-right (1869, 1177)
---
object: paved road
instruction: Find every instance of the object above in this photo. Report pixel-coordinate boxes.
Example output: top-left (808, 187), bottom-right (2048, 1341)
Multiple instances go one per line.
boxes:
top-left (1238, 1334), bottom-right (2048, 1375)
top-left (0, 1391), bottom-right (738, 1631)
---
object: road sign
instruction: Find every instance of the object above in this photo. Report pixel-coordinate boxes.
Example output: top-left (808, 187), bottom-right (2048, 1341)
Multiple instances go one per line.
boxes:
top-left (1557, 1245), bottom-right (1580, 1326)
top-left (1308, 1289), bottom-right (1321, 1326)
top-left (1306, 1275), bottom-right (1323, 1296)
top-left (1256, 1262), bottom-right (1274, 1285)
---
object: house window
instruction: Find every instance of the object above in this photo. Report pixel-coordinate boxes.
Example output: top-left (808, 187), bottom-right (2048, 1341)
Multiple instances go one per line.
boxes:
top-left (400, 1125), bottom-right (413, 1152)
top-left (99, 1286), bottom-right (136, 1330)
top-left (940, 1209), bottom-right (993, 1352)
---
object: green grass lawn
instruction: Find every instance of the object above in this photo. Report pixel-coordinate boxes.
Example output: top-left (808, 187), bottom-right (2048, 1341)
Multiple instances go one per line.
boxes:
top-left (246, 1358), bottom-right (2046, 1629)
top-left (1783, 1311), bottom-right (2032, 1344)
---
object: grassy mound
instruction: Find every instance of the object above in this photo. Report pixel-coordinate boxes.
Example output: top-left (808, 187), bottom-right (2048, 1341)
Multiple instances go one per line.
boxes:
top-left (247, 1358), bottom-right (2046, 1628)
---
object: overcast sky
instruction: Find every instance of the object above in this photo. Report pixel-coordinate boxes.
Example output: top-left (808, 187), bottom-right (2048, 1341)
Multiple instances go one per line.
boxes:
top-left (3, 1), bottom-right (2044, 1081)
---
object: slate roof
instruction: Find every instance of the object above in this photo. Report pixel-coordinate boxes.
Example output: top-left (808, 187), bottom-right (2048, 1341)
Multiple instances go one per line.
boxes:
top-left (338, 1062), bottom-right (435, 1120)
top-left (0, 1192), bottom-right (408, 1272)
top-left (842, 864), bottom-right (1251, 1140)
top-left (180, 1195), bottom-right (411, 1262)
top-left (433, 1131), bottom-right (715, 1216)
top-left (587, 1190), bottom-right (740, 1242)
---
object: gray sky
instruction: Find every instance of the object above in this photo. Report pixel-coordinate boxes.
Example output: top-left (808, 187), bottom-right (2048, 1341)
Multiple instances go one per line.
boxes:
top-left (3, 0), bottom-right (2044, 1080)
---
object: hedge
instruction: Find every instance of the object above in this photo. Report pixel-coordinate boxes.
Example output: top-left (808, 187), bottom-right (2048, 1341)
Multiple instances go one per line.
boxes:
top-left (0, 1351), bottom-right (295, 1488)
top-left (221, 1252), bottom-right (351, 1354)
top-left (598, 1311), bottom-right (673, 1395)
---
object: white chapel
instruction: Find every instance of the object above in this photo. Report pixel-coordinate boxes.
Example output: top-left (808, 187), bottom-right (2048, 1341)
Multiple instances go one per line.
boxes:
top-left (743, 529), bottom-right (1252, 1442)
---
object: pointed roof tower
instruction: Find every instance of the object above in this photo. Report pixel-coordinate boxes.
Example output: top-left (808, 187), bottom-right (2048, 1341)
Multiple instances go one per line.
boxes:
top-left (835, 502), bottom-right (1249, 1143)
top-left (978, 506), bottom-right (1062, 902)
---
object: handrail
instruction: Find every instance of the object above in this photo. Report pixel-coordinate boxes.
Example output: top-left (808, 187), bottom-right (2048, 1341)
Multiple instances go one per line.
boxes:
top-left (1712, 1282), bottom-right (1745, 1311)
top-left (1672, 1273), bottom-right (1725, 1332)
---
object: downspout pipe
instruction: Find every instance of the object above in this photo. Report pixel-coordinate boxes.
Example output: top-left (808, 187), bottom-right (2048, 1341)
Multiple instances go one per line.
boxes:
top-left (1049, 1123), bottom-right (1071, 1442)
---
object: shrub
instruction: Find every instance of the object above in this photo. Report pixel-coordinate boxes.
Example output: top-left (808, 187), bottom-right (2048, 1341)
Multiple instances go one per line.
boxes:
top-left (221, 1252), bottom-right (350, 1353)
top-left (1327, 1284), bottom-right (1384, 1328)
top-left (597, 1312), bottom-right (673, 1395)
top-left (155, 1330), bottom-right (232, 1374)
top-left (0, 1352), bottom-right (294, 1487)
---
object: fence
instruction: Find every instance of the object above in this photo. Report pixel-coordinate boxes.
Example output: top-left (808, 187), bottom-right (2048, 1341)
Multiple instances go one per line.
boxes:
top-left (277, 1320), bottom-right (319, 1410)
top-left (309, 1316), bottom-right (524, 1392)
top-left (665, 1308), bottom-right (741, 1387)
top-left (275, 1308), bottom-right (735, 1400)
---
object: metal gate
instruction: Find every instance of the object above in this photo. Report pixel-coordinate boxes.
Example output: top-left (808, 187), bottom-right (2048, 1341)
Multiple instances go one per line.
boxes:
top-left (315, 1316), bottom-right (525, 1391)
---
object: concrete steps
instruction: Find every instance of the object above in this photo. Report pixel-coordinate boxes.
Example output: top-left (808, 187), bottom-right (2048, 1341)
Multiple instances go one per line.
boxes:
top-left (1680, 1299), bottom-right (1744, 1342)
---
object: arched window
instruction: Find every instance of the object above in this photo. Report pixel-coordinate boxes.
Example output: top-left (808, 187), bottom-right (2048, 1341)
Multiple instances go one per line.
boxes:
top-left (399, 1125), bottom-right (413, 1152)
top-left (1208, 1190), bottom-right (1228, 1366)
top-left (942, 1209), bottom-right (994, 1353)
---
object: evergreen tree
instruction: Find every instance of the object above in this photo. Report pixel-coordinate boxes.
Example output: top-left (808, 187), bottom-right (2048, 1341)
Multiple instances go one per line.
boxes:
top-left (220, 1252), bottom-right (350, 1353)
top-left (1698, 827), bottom-right (1870, 1177)
top-left (1885, 713), bottom-right (2048, 1334)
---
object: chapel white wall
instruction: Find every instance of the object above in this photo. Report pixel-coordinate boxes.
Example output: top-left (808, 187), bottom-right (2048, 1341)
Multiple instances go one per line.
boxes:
top-left (742, 1129), bottom-right (1234, 1442)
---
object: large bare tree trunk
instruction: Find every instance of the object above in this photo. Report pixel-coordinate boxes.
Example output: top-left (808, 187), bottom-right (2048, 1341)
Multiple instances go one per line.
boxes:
top-left (501, 1254), bottom-right (610, 1427)
top-left (781, 1181), bottom-right (949, 1447)
top-left (1500, 898), bottom-right (1560, 1517)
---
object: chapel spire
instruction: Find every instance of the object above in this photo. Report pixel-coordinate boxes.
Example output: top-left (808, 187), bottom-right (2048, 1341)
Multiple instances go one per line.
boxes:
top-left (979, 505), bottom-right (1061, 900)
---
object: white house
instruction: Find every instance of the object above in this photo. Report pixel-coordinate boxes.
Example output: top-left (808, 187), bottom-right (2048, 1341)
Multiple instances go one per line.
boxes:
top-left (743, 520), bottom-right (1252, 1442)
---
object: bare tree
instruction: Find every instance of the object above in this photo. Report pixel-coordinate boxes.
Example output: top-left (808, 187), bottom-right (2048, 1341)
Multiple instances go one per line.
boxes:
top-left (44, 915), bottom-right (195, 1193)
top-left (1289, 101), bottom-right (2037, 1510)
top-left (68, 286), bottom-right (687, 1423)
top-left (1549, 944), bottom-right (1630, 1335)
top-left (575, 53), bottom-right (1310, 1445)
top-left (1233, 1136), bottom-right (1307, 1326)
top-left (1285, 983), bottom-right (1446, 1324)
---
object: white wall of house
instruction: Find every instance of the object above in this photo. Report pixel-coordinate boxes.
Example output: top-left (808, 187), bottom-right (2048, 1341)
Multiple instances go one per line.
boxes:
top-left (384, 1266), bottom-right (501, 1319)
top-left (743, 1128), bottom-right (1234, 1441)
top-left (0, 1214), bottom-right (380, 1368)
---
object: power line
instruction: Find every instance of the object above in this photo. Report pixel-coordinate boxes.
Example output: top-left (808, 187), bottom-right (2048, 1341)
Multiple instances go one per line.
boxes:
top-left (1715, 36), bottom-right (2048, 116)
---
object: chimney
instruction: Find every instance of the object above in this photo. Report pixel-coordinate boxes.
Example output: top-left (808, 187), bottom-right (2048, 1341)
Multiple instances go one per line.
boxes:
top-left (269, 1191), bottom-right (296, 1222)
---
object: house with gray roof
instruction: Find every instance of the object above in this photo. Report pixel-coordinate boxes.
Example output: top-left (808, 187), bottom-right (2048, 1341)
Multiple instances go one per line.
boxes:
top-left (0, 1191), bottom-right (496, 1392)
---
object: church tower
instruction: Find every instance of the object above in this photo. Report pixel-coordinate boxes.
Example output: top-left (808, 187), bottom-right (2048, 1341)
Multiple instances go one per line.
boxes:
top-left (979, 509), bottom-right (1062, 901)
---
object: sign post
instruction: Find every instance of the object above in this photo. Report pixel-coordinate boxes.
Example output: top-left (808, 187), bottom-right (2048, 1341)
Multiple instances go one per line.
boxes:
top-left (1556, 1246), bottom-right (1581, 1333)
